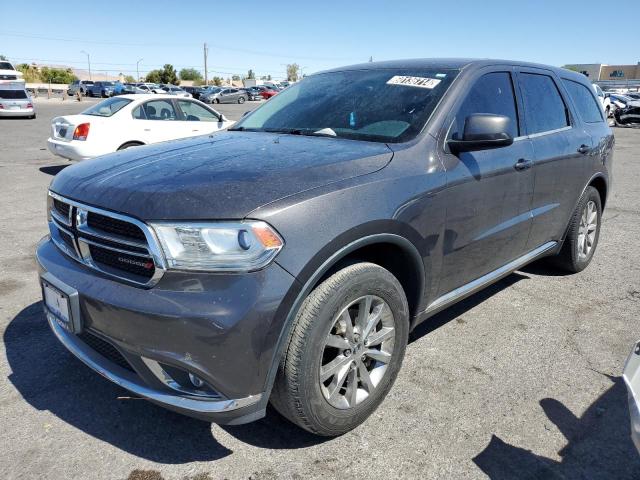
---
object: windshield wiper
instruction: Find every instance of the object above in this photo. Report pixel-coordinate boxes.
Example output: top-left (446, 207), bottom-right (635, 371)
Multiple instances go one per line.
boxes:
top-left (263, 128), bottom-right (337, 138)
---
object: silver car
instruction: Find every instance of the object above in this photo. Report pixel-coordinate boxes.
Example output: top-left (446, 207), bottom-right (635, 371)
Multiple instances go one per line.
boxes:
top-left (203, 87), bottom-right (248, 104)
top-left (0, 87), bottom-right (35, 118)
top-left (162, 85), bottom-right (192, 98)
top-left (624, 341), bottom-right (640, 453)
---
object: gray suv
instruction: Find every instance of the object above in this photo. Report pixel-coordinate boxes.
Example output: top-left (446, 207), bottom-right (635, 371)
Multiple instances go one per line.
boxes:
top-left (37, 59), bottom-right (613, 436)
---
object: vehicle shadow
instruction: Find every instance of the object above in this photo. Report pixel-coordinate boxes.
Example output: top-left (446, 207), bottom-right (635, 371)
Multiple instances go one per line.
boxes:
top-left (39, 165), bottom-right (69, 176)
top-left (410, 271), bottom-right (529, 343)
top-left (473, 375), bottom-right (640, 479)
top-left (4, 303), bottom-right (326, 463)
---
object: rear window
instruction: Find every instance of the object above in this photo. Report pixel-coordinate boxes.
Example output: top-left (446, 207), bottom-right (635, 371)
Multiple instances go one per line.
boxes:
top-left (82, 97), bottom-right (131, 117)
top-left (562, 79), bottom-right (603, 123)
top-left (519, 73), bottom-right (570, 134)
top-left (0, 90), bottom-right (28, 99)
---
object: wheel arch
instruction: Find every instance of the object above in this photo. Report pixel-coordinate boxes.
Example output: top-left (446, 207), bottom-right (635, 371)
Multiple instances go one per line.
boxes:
top-left (589, 174), bottom-right (608, 210)
top-left (117, 140), bottom-right (145, 151)
top-left (263, 230), bottom-right (426, 397)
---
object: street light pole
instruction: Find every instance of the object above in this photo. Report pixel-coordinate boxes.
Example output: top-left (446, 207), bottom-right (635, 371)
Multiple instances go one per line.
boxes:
top-left (81, 50), bottom-right (91, 80)
top-left (136, 58), bottom-right (143, 81)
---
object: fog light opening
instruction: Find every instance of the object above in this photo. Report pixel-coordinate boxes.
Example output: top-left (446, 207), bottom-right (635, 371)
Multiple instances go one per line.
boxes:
top-left (188, 373), bottom-right (205, 388)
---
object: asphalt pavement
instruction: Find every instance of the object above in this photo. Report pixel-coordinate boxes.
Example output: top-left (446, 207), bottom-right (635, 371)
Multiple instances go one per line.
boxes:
top-left (1, 99), bottom-right (639, 480)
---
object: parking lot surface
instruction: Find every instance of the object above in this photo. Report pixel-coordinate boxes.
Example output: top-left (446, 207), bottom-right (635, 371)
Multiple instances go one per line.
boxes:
top-left (1, 99), bottom-right (639, 480)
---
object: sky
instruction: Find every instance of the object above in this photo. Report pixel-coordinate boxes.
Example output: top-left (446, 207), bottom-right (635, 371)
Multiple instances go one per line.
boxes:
top-left (1, 0), bottom-right (637, 81)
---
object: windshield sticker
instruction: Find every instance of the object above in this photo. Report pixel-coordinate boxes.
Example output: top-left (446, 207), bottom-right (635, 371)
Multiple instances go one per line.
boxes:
top-left (435, 73), bottom-right (447, 78)
top-left (387, 76), bottom-right (441, 89)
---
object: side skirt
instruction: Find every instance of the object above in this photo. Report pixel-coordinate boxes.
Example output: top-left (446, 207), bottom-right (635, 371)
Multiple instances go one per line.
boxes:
top-left (414, 241), bottom-right (557, 325)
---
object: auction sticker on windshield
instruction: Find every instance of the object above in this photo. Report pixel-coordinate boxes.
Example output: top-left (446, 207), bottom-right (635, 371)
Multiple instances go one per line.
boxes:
top-left (387, 76), bottom-right (442, 89)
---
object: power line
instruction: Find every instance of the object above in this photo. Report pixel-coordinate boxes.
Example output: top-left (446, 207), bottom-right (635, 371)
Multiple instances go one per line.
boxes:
top-left (0, 31), bottom-right (360, 62)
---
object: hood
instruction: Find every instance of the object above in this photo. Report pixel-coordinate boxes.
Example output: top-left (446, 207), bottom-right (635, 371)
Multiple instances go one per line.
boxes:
top-left (50, 131), bottom-right (393, 220)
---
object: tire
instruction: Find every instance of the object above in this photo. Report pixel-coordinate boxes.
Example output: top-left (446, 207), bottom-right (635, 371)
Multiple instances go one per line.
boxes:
top-left (238, 96), bottom-right (245, 104)
top-left (605, 106), bottom-right (610, 118)
top-left (552, 186), bottom-right (602, 273)
top-left (117, 141), bottom-right (144, 151)
top-left (270, 262), bottom-right (409, 436)
top-left (215, 98), bottom-right (220, 104)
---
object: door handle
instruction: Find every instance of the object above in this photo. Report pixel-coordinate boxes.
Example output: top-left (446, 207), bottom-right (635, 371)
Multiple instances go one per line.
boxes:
top-left (514, 158), bottom-right (532, 171)
top-left (577, 144), bottom-right (590, 154)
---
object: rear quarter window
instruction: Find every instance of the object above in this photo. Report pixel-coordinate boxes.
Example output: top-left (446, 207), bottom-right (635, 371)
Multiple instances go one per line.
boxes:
top-left (561, 79), bottom-right (604, 123)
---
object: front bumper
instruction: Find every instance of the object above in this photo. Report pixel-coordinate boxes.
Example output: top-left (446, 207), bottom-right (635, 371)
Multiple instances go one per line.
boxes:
top-left (623, 341), bottom-right (640, 453)
top-left (36, 236), bottom-right (297, 423)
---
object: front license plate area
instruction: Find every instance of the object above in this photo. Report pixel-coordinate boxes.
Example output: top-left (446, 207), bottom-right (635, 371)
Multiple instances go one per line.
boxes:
top-left (41, 278), bottom-right (81, 333)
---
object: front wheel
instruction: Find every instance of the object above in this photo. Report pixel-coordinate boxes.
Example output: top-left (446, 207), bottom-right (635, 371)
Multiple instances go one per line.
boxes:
top-left (215, 98), bottom-right (220, 104)
top-left (270, 262), bottom-right (409, 436)
top-left (553, 186), bottom-right (602, 273)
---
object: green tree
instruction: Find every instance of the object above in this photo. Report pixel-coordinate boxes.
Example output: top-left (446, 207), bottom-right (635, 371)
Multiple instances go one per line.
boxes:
top-left (179, 68), bottom-right (203, 82)
top-left (247, 69), bottom-right (255, 79)
top-left (0, 54), bottom-right (7, 61)
top-left (211, 76), bottom-right (223, 86)
top-left (286, 63), bottom-right (300, 82)
top-left (16, 63), bottom-right (41, 82)
top-left (160, 64), bottom-right (178, 84)
top-left (231, 74), bottom-right (240, 81)
top-left (40, 66), bottom-right (76, 84)
top-left (145, 69), bottom-right (162, 83)
top-left (124, 75), bottom-right (136, 83)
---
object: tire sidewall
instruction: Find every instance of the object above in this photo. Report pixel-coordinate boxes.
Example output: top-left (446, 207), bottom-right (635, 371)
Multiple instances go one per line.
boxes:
top-left (295, 265), bottom-right (409, 433)
top-left (570, 186), bottom-right (602, 271)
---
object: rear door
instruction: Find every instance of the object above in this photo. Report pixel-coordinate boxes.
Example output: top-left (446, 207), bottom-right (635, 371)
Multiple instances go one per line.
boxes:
top-left (437, 68), bottom-right (535, 296)
top-left (516, 68), bottom-right (594, 248)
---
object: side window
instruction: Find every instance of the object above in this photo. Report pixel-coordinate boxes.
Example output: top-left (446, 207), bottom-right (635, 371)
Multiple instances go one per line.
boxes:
top-left (451, 72), bottom-right (519, 140)
top-left (132, 105), bottom-right (146, 119)
top-left (561, 79), bottom-right (603, 123)
top-left (519, 73), bottom-right (570, 134)
top-left (142, 100), bottom-right (177, 121)
top-left (177, 100), bottom-right (220, 122)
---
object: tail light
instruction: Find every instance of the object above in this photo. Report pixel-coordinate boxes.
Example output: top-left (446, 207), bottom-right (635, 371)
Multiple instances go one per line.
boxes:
top-left (26, 103), bottom-right (33, 109)
top-left (73, 123), bottom-right (90, 141)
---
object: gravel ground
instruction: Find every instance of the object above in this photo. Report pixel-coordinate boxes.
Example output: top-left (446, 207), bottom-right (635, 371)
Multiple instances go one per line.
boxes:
top-left (1, 100), bottom-right (639, 480)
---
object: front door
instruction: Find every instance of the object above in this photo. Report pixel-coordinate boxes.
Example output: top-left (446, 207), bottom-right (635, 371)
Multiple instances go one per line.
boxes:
top-left (437, 69), bottom-right (535, 297)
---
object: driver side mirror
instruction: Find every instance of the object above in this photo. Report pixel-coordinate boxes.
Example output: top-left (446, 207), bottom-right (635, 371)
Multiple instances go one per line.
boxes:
top-left (242, 110), bottom-right (251, 118)
top-left (447, 113), bottom-right (514, 154)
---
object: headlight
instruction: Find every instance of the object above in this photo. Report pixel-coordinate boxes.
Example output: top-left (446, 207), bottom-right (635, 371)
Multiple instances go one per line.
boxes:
top-left (150, 220), bottom-right (283, 272)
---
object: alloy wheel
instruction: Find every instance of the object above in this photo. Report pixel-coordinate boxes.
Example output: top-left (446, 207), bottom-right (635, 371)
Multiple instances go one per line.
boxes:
top-left (577, 200), bottom-right (598, 260)
top-left (319, 295), bottom-right (395, 409)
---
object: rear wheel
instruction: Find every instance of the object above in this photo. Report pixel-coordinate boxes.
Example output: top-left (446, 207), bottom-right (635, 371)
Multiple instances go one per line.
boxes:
top-left (553, 186), bottom-right (602, 273)
top-left (270, 262), bottom-right (409, 436)
top-left (215, 98), bottom-right (220, 104)
top-left (238, 96), bottom-right (245, 104)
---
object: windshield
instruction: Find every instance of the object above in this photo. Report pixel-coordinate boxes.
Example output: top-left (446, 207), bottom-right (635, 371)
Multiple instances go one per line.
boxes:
top-left (82, 97), bottom-right (132, 117)
top-left (232, 68), bottom-right (459, 143)
top-left (0, 62), bottom-right (13, 70)
top-left (0, 90), bottom-right (28, 99)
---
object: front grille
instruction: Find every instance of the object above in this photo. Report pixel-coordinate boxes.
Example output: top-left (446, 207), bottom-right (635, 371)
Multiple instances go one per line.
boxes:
top-left (59, 228), bottom-right (76, 252)
top-left (53, 199), bottom-right (70, 219)
top-left (48, 193), bottom-right (163, 286)
top-left (0, 74), bottom-right (17, 80)
top-left (88, 212), bottom-right (146, 241)
top-left (89, 244), bottom-right (155, 279)
top-left (77, 331), bottom-right (134, 372)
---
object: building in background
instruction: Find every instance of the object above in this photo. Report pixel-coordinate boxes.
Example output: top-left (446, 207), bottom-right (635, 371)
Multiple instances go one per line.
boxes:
top-left (563, 63), bottom-right (640, 81)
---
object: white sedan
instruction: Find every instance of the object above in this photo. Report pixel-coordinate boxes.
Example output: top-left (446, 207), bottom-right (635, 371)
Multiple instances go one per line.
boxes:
top-left (47, 95), bottom-right (235, 161)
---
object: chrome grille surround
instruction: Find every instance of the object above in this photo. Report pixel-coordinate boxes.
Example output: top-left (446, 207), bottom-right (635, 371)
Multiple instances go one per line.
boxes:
top-left (47, 191), bottom-right (167, 287)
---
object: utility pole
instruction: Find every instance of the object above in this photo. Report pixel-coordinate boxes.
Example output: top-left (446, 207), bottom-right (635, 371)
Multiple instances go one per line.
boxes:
top-left (204, 43), bottom-right (209, 85)
top-left (136, 58), bottom-right (143, 81)
top-left (81, 50), bottom-right (91, 80)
